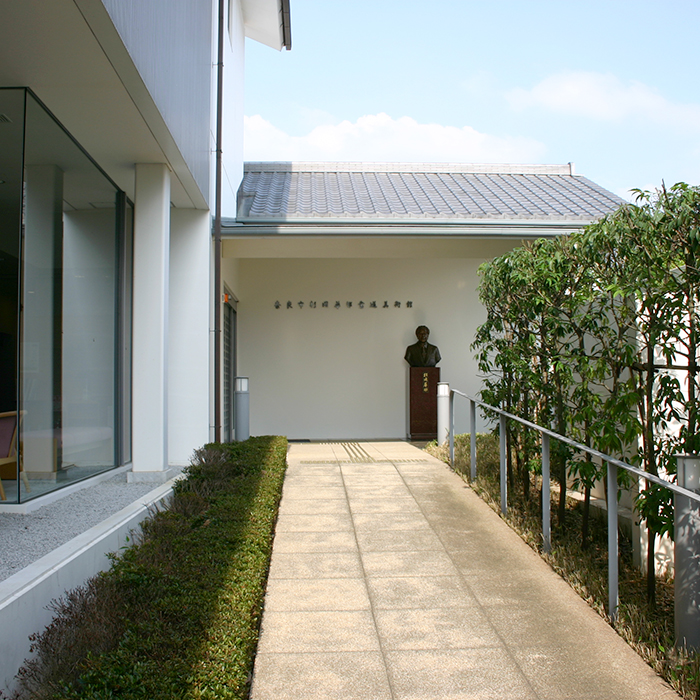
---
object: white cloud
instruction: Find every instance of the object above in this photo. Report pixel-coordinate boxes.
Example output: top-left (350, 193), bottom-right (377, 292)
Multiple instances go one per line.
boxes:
top-left (244, 112), bottom-right (545, 163)
top-left (507, 71), bottom-right (700, 129)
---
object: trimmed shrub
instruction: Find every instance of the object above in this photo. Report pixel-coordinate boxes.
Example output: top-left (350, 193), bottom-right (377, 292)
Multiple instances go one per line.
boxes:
top-left (7, 436), bottom-right (287, 700)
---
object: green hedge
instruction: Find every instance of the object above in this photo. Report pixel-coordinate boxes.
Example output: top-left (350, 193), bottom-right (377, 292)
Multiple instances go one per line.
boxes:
top-left (9, 436), bottom-right (288, 700)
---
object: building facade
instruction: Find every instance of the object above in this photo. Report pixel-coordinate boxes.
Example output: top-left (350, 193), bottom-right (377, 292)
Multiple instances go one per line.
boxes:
top-left (0, 0), bottom-right (291, 505)
top-left (224, 162), bottom-right (625, 439)
top-left (0, 3), bottom-right (625, 502)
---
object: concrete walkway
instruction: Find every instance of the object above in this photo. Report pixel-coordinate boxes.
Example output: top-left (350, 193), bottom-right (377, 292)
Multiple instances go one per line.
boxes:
top-left (250, 442), bottom-right (678, 700)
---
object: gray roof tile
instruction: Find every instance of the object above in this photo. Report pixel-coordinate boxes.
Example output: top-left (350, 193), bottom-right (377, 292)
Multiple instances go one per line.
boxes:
top-left (237, 162), bottom-right (625, 222)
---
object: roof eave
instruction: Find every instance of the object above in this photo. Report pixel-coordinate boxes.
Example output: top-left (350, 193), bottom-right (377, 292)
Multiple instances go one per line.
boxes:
top-left (242, 0), bottom-right (291, 51)
top-left (242, 161), bottom-right (574, 174)
top-left (223, 219), bottom-right (594, 238)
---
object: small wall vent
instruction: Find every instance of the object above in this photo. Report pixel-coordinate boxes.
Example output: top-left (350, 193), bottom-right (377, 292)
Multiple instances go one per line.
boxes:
top-left (0, 114), bottom-right (12, 124)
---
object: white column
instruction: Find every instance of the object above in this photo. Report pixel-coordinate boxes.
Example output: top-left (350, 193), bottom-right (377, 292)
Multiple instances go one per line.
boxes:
top-left (128, 164), bottom-right (171, 482)
top-left (168, 209), bottom-right (211, 465)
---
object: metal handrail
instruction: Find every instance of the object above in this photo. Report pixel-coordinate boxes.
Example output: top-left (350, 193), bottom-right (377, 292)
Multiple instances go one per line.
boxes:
top-left (448, 389), bottom-right (700, 623)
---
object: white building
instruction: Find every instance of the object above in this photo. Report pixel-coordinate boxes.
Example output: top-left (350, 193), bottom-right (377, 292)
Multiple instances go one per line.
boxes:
top-left (0, 2), bottom-right (631, 689)
top-left (0, 1), bottom-right (628, 507)
top-left (0, 0), bottom-right (290, 505)
top-left (223, 161), bottom-right (624, 440)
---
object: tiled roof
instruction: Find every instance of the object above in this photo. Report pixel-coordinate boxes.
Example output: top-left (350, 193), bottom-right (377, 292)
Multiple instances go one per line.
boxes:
top-left (236, 162), bottom-right (625, 223)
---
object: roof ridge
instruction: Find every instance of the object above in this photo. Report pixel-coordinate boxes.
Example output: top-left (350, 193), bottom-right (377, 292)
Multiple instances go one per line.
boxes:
top-left (244, 162), bottom-right (576, 175)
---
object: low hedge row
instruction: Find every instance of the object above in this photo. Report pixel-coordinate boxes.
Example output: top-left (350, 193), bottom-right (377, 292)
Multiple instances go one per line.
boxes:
top-left (9, 435), bottom-right (288, 700)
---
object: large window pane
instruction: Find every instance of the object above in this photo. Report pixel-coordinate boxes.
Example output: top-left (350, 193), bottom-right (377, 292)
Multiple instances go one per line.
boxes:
top-left (0, 90), bottom-right (24, 503)
top-left (7, 90), bottom-right (128, 501)
top-left (0, 89), bottom-right (131, 504)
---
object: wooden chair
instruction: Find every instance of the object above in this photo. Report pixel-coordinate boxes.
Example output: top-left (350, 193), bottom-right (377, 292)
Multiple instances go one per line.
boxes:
top-left (0, 411), bottom-right (29, 501)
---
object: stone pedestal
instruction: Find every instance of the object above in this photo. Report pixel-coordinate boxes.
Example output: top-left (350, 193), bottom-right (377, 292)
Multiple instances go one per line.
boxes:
top-left (409, 367), bottom-right (440, 440)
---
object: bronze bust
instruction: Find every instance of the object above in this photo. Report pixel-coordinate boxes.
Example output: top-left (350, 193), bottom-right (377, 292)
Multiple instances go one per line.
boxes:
top-left (404, 325), bottom-right (441, 367)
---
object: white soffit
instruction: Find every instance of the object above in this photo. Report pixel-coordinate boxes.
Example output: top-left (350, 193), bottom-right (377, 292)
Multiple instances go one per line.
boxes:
top-left (0, 0), bottom-right (202, 208)
top-left (241, 0), bottom-right (285, 50)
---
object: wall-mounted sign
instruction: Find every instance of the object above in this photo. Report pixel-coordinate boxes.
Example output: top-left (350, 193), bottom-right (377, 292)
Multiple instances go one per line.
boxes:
top-left (274, 300), bottom-right (413, 309)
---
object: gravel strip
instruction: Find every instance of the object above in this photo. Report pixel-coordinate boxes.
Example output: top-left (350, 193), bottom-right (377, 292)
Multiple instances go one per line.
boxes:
top-left (0, 471), bottom-right (181, 583)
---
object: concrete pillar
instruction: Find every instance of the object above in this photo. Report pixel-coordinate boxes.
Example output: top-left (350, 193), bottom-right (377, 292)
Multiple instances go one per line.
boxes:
top-left (129, 164), bottom-right (171, 482)
top-left (168, 209), bottom-right (211, 465)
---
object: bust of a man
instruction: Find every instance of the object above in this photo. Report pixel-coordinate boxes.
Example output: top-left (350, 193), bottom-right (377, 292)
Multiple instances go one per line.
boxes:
top-left (404, 325), bottom-right (441, 367)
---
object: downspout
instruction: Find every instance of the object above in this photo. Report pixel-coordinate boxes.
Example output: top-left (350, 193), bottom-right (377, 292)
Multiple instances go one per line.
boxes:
top-left (213, 0), bottom-right (225, 443)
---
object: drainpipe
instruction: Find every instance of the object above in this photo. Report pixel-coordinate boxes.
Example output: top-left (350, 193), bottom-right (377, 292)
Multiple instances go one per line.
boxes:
top-left (214, 0), bottom-right (290, 443)
top-left (213, 0), bottom-right (225, 443)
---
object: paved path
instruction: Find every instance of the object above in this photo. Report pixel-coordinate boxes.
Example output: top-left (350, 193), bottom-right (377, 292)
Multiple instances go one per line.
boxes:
top-left (250, 442), bottom-right (678, 700)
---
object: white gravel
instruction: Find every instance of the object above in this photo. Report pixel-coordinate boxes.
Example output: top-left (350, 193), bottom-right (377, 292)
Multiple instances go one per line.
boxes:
top-left (0, 472), bottom-right (180, 582)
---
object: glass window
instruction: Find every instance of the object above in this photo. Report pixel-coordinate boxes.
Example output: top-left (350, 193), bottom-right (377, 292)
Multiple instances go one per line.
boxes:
top-left (0, 88), bottom-right (132, 503)
top-left (0, 90), bottom-right (24, 503)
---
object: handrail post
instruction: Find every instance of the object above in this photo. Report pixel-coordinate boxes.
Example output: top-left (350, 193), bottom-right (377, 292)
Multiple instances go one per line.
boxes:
top-left (470, 399), bottom-right (477, 482)
top-left (541, 433), bottom-right (551, 553)
top-left (499, 413), bottom-right (507, 515)
top-left (437, 383), bottom-right (450, 446)
top-left (606, 460), bottom-right (619, 623)
top-left (447, 392), bottom-right (700, 629)
top-left (449, 391), bottom-right (455, 467)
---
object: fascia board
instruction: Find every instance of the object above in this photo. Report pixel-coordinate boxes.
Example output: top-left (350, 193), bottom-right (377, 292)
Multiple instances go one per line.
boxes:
top-left (243, 162), bottom-right (575, 175)
top-left (222, 221), bottom-right (588, 238)
top-left (73, 0), bottom-right (208, 209)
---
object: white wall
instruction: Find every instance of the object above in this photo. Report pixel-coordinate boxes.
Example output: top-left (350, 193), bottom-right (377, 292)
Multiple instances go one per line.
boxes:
top-left (220, 0), bottom-right (246, 217)
top-left (222, 254), bottom-right (241, 295)
top-left (101, 0), bottom-right (214, 200)
top-left (168, 210), bottom-right (212, 464)
top-left (234, 241), bottom-right (514, 439)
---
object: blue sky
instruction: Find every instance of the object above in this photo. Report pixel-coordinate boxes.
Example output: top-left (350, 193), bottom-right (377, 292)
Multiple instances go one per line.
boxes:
top-left (243, 0), bottom-right (700, 200)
